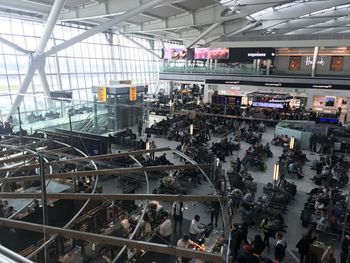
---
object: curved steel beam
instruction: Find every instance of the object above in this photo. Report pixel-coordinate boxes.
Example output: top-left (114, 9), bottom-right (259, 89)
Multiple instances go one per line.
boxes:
top-left (111, 154), bottom-right (150, 263)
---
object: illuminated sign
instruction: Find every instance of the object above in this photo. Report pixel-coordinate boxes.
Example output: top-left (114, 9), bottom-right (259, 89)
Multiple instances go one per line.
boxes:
top-left (305, 56), bottom-right (325, 66)
top-left (97, 87), bottom-right (107, 102)
top-left (130, 86), bottom-right (137, 101)
top-left (248, 52), bottom-right (267, 58)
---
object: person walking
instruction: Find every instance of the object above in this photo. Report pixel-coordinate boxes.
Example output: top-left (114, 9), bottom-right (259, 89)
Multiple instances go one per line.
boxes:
top-left (296, 228), bottom-right (316, 263)
top-left (274, 232), bottom-right (287, 263)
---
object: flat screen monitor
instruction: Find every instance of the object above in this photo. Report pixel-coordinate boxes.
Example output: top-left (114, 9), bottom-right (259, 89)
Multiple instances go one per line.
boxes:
top-left (325, 97), bottom-right (335, 107)
top-left (252, 102), bottom-right (284, 109)
top-left (163, 48), bottom-right (187, 60)
top-left (194, 48), bottom-right (229, 60)
top-left (319, 117), bottom-right (338, 124)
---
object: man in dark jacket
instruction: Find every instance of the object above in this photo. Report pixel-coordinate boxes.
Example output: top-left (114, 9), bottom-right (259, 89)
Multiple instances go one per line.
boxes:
top-left (296, 229), bottom-right (316, 263)
top-left (230, 224), bottom-right (242, 261)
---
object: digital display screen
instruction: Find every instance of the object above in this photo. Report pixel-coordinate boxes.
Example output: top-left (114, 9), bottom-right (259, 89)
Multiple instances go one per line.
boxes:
top-left (163, 48), bottom-right (188, 60)
top-left (228, 48), bottom-right (276, 62)
top-left (325, 97), bottom-right (335, 107)
top-left (212, 95), bottom-right (241, 106)
top-left (319, 117), bottom-right (338, 124)
top-left (252, 102), bottom-right (284, 108)
top-left (228, 97), bottom-right (242, 106)
top-left (194, 48), bottom-right (229, 60)
top-left (212, 95), bottom-right (228, 105)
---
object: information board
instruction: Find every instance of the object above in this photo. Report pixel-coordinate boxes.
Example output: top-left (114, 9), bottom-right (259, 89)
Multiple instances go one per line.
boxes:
top-left (97, 87), bottom-right (107, 102)
top-left (130, 86), bottom-right (137, 101)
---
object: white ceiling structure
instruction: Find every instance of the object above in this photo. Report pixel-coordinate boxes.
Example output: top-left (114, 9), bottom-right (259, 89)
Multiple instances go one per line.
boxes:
top-left (0, 0), bottom-right (350, 47)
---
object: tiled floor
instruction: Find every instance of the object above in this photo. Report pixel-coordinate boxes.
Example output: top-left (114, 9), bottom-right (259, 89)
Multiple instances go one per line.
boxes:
top-left (100, 116), bottom-right (341, 262)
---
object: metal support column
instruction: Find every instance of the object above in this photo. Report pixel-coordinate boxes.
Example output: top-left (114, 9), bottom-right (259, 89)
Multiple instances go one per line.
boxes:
top-left (266, 59), bottom-right (272, 75)
top-left (106, 32), bottom-right (117, 80)
top-left (17, 107), bottom-right (22, 132)
top-left (256, 59), bottom-right (261, 74)
top-left (253, 59), bottom-right (257, 71)
top-left (45, 0), bottom-right (175, 57)
top-left (203, 84), bottom-right (209, 103)
top-left (39, 154), bottom-right (49, 226)
top-left (311, 46), bottom-right (319, 77)
top-left (120, 33), bottom-right (161, 59)
top-left (0, 36), bottom-right (31, 55)
top-left (93, 95), bottom-right (98, 127)
top-left (8, 0), bottom-right (66, 116)
top-left (38, 67), bottom-right (54, 109)
top-left (186, 22), bottom-right (221, 48)
top-left (39, 153), bottom-right (49, 263)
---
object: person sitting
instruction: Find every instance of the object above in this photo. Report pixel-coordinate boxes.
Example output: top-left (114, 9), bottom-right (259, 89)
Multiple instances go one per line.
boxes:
top-left (176, 235), bottom-right (198, 263)
top-left (242, 192), bottom-right (255, 209)
top-left (316, 212), bottom-right (327, 231)
top-left (259, 121), bottom-right (265, 132)
top-left (293, 148), bottom-right (310, 163)
top-left (189, 215), bottom-right (205, 242)
top-left (288, 161), bottom-right (304, 179)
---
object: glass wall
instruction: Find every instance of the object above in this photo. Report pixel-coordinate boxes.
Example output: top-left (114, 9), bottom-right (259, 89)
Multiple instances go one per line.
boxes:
top-left (0, 15), bottom-right (176, 117)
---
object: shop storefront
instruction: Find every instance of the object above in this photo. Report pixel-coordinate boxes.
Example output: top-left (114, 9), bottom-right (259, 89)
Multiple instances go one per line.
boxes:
top-left (204, 79), bottom-right (350, 122)
top-left (312, 95), bottom-right (348, 124)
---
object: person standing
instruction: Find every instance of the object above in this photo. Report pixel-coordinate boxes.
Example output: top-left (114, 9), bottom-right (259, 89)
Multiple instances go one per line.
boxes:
top-left (158, 211), bottom-right (172, 244)
top-left (296, 228), bottom-right (316, 263)
top-left (274, 232), bottom-right (287, 263)
top-left (137, 118), bottom-right (143, 137)
top-left (260, 217), bottom-right (273, 251)
top-left (189, 215), bottom-right (205, 242)
top-left (236, 157), bottom-right (242, 173)
top-left (205, 124), bottom-right (211, 141)
top-left (150, 141), bottom-right (157, 160)
top-left (210, 200), bottom-right (220, 227)
top-left (230, 223), bottom-right (242, 261)
top-left (173, 201), bottom-right (184, 234)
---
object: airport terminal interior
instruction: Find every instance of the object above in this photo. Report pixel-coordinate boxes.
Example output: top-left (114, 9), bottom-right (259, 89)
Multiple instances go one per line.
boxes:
top-left (1, 0), bottom-right (350, 263)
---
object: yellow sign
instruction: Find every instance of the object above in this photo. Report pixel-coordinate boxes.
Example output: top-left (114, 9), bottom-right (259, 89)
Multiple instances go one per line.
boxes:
top-left (130, 86), bottom-right (137, 101)
top-left (97, 87), bottom-right (107, 102)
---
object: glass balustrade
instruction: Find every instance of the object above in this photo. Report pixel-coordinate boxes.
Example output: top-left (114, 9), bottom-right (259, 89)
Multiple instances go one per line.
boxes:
top-left (2, 97), bottom-right (143, 136)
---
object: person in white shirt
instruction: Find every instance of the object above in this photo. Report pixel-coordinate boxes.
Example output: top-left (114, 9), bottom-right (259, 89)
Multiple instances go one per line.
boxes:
top-left (177, 235), bottom-right (194, 263)
top-left (159, 211), bottom-right (172, 243)
top-left (189, 215), bottom-right (205, 242)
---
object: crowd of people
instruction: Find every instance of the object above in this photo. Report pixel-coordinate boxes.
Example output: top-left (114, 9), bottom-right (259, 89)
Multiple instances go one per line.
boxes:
top-left (137, 98), bottom-right (350, 263)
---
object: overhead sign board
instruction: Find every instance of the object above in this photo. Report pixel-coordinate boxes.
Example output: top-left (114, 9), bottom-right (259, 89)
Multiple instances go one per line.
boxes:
top-left (50, 91), bottom-right (72, 102)
top-left (97, 87), bottom-right (107, 102)
top-left (130, 86), bottom-right (137, 101)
